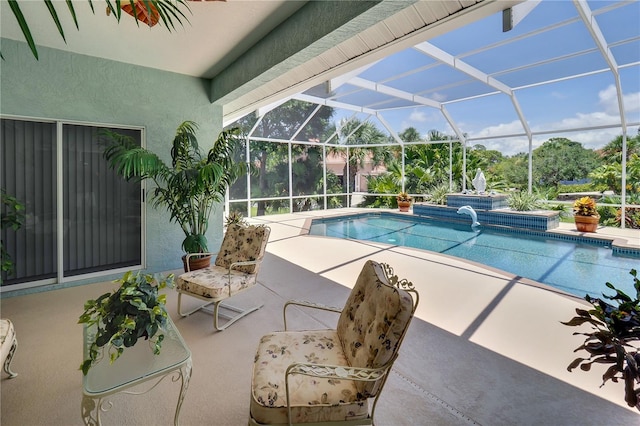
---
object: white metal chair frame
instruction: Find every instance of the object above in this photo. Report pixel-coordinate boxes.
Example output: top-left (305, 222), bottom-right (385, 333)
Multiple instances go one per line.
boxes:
top-left (249, 262), bottom-right (419, 426)
top-left (177, 226), bottom-right (270, 331)
top-left (1, 319), bottom-right (18, 379)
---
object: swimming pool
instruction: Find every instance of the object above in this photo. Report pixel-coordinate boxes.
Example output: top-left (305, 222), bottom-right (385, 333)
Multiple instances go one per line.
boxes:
top-left (309, 213), bottom-right (639, 298)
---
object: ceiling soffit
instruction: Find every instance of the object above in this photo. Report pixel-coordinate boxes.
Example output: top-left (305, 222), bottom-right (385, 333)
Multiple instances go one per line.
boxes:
top-left (221, 0), bottom-right (523, 125)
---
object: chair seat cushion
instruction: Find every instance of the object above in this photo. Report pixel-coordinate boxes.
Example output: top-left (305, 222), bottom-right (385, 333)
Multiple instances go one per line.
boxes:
top-left (1, 319), bottom-right (16, 363)
top-left (176, 265), bottom-right (256, 300)
top-left (251, 330), bottom-right (369, 424)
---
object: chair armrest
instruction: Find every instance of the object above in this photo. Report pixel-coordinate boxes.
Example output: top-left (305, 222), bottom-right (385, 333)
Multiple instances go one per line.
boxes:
top-left (286, 362), bottom-right (389, 382)
top-left (229, 259), bottom-right (262, 271)
top-left (184, 252), bottom-right (219, 272)
top-left (283, 300), bottom-right (342, 331)
top-left (284, 360), bottom-right (394, 420)
top-left (184, 252), bottom-right (219, 261)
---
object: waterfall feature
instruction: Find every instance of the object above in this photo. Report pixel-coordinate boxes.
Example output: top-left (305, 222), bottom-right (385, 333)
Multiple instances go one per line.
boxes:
top-left (457, 205), bottom-right (480, 228)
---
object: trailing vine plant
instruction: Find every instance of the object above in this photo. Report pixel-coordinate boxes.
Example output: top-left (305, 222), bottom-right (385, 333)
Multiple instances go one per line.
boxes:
top-left (78, 271), bottom-right (174, 375)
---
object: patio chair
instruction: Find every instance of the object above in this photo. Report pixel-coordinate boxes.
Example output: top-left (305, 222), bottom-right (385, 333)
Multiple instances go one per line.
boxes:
top-left (249, 260), bottom-right (419, 425)
top-left (1, 319), bottom-right (18, 379)
top-left (176, 223), bottom-right (271, 331)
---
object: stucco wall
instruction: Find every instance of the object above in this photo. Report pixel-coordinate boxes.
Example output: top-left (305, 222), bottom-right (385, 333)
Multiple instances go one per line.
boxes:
top-left (0, 38), bottom-right (224, 291)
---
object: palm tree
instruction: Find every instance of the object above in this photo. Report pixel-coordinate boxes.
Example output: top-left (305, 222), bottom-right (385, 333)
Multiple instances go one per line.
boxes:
top-left (327, 119), bottom-right (390, 205)
top-left (102, 121), bottom-right (247, 255)
top-left (3, 0), bottom-right (190, 60)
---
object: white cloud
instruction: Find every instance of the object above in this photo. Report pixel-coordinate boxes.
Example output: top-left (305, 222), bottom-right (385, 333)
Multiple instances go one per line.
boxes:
top-left (409, 110), bottom-right (427, 122)
top-left (623, 91), bottom-right (640, 114)
top-left (430, 92), bottom-right (448, 102)
top-left (470, 120), bottom-right (525, 139)
top-left (598, 85), bottom-right (620, 115)
top-left (598, 84), bottom-right (640, 115)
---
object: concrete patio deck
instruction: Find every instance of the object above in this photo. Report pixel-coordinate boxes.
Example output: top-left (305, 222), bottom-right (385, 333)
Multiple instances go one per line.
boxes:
top-left (249, 208), bottom-right (640, 424)
top-left (1, 208), bottom-right (638, 425)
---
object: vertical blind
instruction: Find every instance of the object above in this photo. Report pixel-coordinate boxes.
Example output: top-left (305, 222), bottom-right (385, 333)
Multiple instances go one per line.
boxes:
top-left (1, 118), bottom-right (142, 287)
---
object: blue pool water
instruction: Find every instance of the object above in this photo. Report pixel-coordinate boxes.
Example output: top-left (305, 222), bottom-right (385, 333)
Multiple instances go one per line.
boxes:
top-left (309, 213), bottom-right (639, 298)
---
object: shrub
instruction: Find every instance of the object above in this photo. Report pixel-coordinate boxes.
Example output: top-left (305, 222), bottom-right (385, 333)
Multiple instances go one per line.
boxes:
top-left (427, 183), bottom-right (454, 205)
top-left (508, 191), bottom-right (542, 211)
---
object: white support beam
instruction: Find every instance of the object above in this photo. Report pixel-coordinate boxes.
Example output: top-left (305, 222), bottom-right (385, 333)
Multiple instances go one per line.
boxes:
top-left (294, 93), bottom-right (377, 115)
top-left (503, 1), bottom-right (541, 32)
top-left (327, 61), bottom-right (380, 92)
top-left (350, 76), bottom-right (441, 108)
top-left (440, 106), bottom-right (466, 145)
top-left (224, 96), bottom-right (290, 127)
top-left (256, 97), bottom-right (291, 118)
top-left (574, 0), bottom-right (628, 227)
top-left (376, 112), bottom-right (404, 145)
top-left (415, 41), bottom-right (533, 141)
top-left (290, 104), bottom-right (323, 141)
top-left (415, 42), bottom-right (513, 95)
top-left (573, 0), bottom-right (619, 76)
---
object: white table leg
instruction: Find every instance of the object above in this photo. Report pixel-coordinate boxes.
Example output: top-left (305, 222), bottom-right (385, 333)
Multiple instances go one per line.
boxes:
top-left (174, 358), bottom-right (192, 426)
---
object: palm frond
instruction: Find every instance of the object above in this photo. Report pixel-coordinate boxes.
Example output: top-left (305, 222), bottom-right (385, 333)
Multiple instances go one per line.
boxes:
top-left (7, 0), bottom-right (38, 59)
top-left (3, 1), bottom-right (191, 60)
top-left (102, 130), bottom-right (168, 181)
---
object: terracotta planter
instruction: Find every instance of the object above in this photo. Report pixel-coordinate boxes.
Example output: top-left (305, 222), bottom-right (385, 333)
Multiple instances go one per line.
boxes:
top-left (574, 215), bottom-right (599, 233)
top-left (398, 201), bottom-right (411, 212)
top-left (182, 254), bottom-right (212, 272)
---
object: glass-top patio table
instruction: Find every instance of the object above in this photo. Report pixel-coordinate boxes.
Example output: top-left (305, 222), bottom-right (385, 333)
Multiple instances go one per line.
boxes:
top-left (81, 316), bottom-right (192, 425)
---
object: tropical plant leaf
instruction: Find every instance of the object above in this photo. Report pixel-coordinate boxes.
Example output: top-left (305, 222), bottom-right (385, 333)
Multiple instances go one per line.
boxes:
top-left (64, 0), bottom-right (80, 29)
top-left (7, 0), bottom-right (38, 59)
top-left (44, 0), bottom-right (67, 42)
top-left (3, 1), bottom-right (191, 60)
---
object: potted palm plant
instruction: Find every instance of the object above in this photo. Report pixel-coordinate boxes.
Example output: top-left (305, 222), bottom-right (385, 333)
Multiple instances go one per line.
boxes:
top-left (397, 192), bottom-right (413, 212)
top-left (102, 121), bottom-right (247, 271)
top-left (573, 196), bottom-right (600, 232)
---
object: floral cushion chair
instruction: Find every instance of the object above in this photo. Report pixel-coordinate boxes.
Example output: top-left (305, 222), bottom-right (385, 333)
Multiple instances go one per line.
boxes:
top-left (176, 223), bottom-right (270, 331)
top-left (1, 319), bottom-right (18, 379)
top-left (249, 260), bottom-right (419, 425)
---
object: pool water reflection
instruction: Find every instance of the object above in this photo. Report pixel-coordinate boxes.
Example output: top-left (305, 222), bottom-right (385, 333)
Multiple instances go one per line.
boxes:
top-left (309, 213), bottom-right (638, 298)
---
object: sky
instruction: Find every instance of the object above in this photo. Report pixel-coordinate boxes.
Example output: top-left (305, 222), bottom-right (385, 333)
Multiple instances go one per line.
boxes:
top-left (313, 0), bottom-right (640, 157)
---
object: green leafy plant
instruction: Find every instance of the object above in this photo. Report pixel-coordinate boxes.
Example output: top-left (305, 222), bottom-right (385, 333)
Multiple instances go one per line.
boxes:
top-left (1, 189), bottom-right (26, 275)
top-left (426, 183), bottom-right (452, 205)
top-left (102, 121), bottom-right (247, 255)
top-left (562, 269), bottom-right (640, 410)
top-left (78, 271), bottom-right (174, 375)
top-left (3, 0), bottom-right (190, 60)
top-left (573, 196), bottom-right (598, 216)
top-left (507, 190), bottom-right (542, 211)
top-left (598, 194), bottom-right (640, 229)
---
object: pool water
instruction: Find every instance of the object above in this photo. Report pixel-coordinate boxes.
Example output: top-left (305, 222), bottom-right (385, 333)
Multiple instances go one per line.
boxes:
top-left (309, 213), bottom-right (639, 298)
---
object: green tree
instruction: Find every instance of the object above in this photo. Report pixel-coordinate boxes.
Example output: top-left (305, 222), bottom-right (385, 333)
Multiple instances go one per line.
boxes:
top-left (590, 131), bottom-right (640, 195)
top-left (398, 127), bottom-right (422, 143)
top-left (233, 100), bottom-right (334, 215)
top-left (401, 130), bottom-right (486, 193)
top-left (492, 153), bottom-right (529, 189)
top-left (328, 119), bottom-right (391, 206)
top-left (532, 138), bottom-right (601, 187)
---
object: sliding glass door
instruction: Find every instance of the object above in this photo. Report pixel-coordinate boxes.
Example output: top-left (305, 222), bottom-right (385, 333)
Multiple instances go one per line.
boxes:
top-left (1, 118), bottom-right (143, 289)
